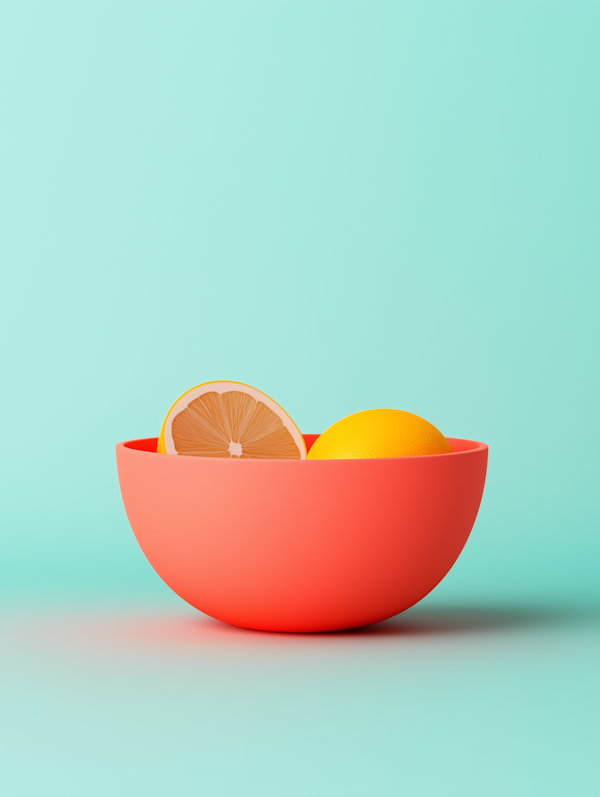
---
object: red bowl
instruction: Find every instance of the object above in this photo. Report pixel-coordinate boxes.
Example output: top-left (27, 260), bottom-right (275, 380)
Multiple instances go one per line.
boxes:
top-left (116, 435), bottom-right (487, 632)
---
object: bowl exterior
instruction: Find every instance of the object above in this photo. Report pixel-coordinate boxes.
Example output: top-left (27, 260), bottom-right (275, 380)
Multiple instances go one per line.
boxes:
top-left (116, 437), bottom-right (487, 632)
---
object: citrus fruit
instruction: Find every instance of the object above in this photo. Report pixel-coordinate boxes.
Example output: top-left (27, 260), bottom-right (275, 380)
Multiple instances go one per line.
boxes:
top-left (157, 381), bottom-right (306, 459)
top-left (307, 409), bottom-right (451, 460)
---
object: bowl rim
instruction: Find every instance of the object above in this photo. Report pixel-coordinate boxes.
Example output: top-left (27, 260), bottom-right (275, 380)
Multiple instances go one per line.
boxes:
top-left (117, 436), bottom-right (488, 462)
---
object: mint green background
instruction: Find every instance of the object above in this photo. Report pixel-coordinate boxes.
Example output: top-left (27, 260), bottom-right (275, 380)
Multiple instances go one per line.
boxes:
top-left (1, 1), bottom-right (598, 795)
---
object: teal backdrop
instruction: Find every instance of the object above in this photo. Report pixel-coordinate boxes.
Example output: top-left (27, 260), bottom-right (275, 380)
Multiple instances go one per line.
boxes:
top-left (1, 2), bottom-right (598, 796)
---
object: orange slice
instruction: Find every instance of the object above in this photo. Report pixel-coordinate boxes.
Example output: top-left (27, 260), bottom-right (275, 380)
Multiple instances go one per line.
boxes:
top-left (157, 381), bottom-right (306, 460)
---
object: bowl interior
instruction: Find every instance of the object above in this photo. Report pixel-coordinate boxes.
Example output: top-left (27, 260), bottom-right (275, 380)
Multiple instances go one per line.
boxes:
top-left (124, 434), bottom-right (482, 457)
